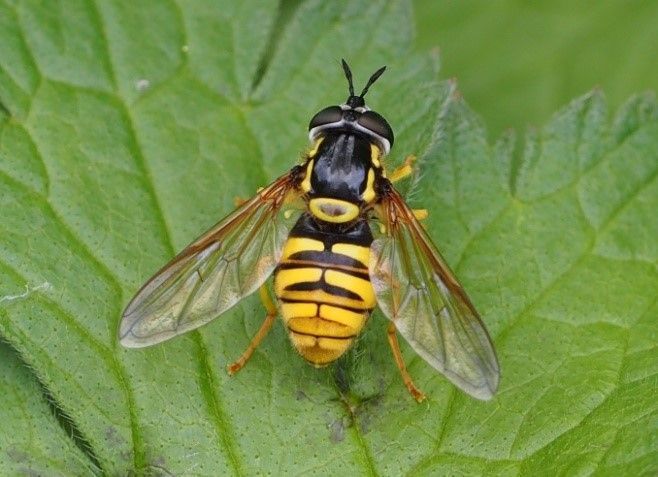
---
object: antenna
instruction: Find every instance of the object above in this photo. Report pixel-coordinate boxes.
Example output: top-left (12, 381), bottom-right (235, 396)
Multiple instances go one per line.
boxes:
top-left (359, 65), bottom-right (386, 98)
top-left (341, 59), bottom-right (355, 97)
top-left (341, 59), bottom-right (387, 108)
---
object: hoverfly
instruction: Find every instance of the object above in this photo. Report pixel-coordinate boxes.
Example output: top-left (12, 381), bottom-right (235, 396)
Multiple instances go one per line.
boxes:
top-left (120, 60), bottom-right (500, 401)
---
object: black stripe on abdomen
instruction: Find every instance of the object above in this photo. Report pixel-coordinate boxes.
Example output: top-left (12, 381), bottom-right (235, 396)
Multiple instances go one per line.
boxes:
top-left (286, 250), bottom-right (367, 270)
top-left (283, 279), bottom-right (363, 301)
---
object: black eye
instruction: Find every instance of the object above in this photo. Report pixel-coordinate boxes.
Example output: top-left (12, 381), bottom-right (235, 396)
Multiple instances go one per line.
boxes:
top-left (357, 110), bottom-right (394, 146)
top-left (308, 106), bottom-right (343, 130)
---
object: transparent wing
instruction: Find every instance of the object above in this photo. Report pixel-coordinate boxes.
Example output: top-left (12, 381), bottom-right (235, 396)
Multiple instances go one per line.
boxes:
top-left (119, 172), bottom-right (302, 347)
top-left (370, 187), bottom-right (500, 400)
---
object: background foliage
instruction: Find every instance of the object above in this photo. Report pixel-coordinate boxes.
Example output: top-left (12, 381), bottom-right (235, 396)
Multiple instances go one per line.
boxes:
top-left (1, 0), bottom-right (656, 475)
top-left (413, 0), bottom-right (658, 137)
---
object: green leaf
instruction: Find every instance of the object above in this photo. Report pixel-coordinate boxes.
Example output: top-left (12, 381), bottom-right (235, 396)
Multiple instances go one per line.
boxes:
top-left (0, 341), bottom-right (97, 474)
top-left (413, 0), bottom-right (658, 137)
top-left (1, 1), bottom-right (656, 475)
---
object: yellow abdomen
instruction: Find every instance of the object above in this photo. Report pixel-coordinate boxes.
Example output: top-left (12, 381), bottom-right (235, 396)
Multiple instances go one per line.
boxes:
top-left (274, 236), bottom-right (375, 365)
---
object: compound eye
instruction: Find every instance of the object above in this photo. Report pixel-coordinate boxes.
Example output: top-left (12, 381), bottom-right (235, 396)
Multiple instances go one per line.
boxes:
top-left (357, 110), bottom-right (394, 146)
top-left (309, 106), bottom-right (343, 130)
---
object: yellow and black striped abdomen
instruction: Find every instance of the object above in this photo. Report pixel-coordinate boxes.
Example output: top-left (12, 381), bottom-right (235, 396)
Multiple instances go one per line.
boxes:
top-left (274, 223), bottom-right (375, 366)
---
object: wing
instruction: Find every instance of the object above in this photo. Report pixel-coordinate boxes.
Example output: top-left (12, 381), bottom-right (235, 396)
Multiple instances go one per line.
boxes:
top-left (119, 171), bottom-right (302, 347)
top-left (369, 186), bottom-right (500, 400)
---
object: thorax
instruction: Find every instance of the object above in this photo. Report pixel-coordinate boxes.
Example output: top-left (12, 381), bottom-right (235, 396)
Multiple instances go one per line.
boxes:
top-left (300, 132), bottom-right (382, 225)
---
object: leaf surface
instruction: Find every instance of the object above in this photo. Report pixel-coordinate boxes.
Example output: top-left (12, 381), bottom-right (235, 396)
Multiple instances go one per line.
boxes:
top-left (0, 1), bottom-right (656, 475)
top-left (413, 0), bottom-right (658, 137)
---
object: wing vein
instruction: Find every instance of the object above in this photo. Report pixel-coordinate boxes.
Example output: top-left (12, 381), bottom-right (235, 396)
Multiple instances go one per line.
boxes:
top-left (369, 187), bottom-right (500, 400)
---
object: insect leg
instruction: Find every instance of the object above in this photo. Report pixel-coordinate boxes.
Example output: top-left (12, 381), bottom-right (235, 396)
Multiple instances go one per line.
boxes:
top-left (388, 155), bottom-right (417, 183)
top-left (412, 209), bottom-right (428, 220)
top-left (386, 322), bottom-right (426, 402)
top-left (227, 285), bottom-right (277, 375)
top-left (234, 186), bottom-right (266, 207)
top-left (233, 196), bottom-right (248, 207)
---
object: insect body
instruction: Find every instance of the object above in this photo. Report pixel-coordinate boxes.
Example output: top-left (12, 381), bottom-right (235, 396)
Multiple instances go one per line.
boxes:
top-left (120, 60), bottom-right (500, 401)
top-left (275, 136), bottom-right (378, 364)
top-left (275, 214), bottom-right (374, 366)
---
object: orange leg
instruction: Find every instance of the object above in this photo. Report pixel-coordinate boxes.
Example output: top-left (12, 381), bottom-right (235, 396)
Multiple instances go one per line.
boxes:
top-left (234, 196), bottom-right (248, 207)
top-left (388, 155), bottom-right (417, 183)
top-left (412, 209), bottom-right (428, 220)
top-left (387, 322), bottom-right (426, 402)
top-left (234, 186), bottom-right (265, 207)
top-left (227, 285), bottom-right (277, 375)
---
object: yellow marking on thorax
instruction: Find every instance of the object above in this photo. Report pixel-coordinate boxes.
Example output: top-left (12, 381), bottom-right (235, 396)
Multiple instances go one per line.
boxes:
top-left (370, 144), bottom-right (381, 168)
top-left (300, 159), bottom-right (314, 193)
top-left (308, 137), bottom-right (324, 158)
top-left (281, 237), bottom-right (324, 259)
top-left (331, 243), bottom-right (370, 268)
top-left (361, 168), bottom-right (376, 203)
top-left (309, 197), bottom-right (359, 223)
